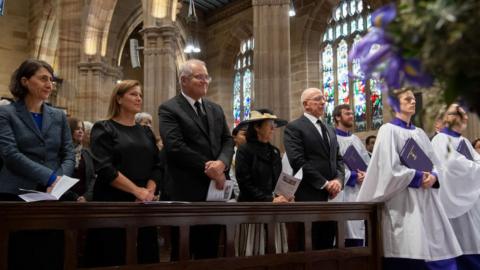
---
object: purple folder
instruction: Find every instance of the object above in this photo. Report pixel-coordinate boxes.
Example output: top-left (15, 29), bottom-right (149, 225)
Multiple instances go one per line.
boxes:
top-left (399, 138), bottom-right (433, 172)
top-left (343, 145), bottom-right (368, 172)
top-left (457, 140), bottom-right (474, 161)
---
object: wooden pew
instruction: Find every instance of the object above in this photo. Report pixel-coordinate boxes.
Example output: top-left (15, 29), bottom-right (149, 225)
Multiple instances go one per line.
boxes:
top-left (0, 202), bottom-right (383, 270)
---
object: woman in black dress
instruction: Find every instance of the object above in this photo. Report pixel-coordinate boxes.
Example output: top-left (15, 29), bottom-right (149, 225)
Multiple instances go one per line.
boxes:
top-left (235, 109), bottom-right (292, 256)
top-left (86, 80), bottom-right (161, 267)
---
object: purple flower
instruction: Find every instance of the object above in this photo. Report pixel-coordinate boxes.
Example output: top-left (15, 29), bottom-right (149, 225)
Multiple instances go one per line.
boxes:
top-left (381, 55), bottom-right (403, 89)
top-left (371, 3), bottom-right (396, 28)
top-left (349, 28), bottom-right (390, 62)
top-left (403, 59), bottom-right (433, 87)
top-left (387, 94), bottom-right (401, 113)
top-left (359, 45), bottom-right (392, 76)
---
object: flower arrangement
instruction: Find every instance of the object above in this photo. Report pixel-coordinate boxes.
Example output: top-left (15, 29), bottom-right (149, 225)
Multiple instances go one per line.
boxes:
top-left (349, 0), bottom-right (480, 115)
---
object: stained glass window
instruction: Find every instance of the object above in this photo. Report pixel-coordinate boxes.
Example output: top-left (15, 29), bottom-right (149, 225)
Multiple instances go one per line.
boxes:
top-left (322, 45), bottom-right (334, 124)
top-left (337, 40), bottom-right (349, 105)
top-left (352, 35), bottom-right (367, 131)
top-left (320, 0), bottom-right (383, 130)
top-left (233, 37), bottom-right (254, 127)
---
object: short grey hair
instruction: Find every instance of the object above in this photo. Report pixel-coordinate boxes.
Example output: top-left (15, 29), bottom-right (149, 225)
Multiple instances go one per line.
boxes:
top-left (135, 112), bottom-right (153, 124)
top-left (300, 88), bottom-right (322, 104)
top-left (178, 59), bottom-right (207, 83)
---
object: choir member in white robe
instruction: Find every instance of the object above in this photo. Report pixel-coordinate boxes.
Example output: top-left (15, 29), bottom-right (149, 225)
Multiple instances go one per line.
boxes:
top-left (431, 103), bottom-right (480, 270)
top-left (333, 104), bottom-right (370, 247)
top-left (357, 88), bottom-right (461, 270)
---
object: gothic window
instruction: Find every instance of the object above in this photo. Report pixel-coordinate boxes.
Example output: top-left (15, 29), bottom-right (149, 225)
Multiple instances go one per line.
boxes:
top-left (321, 0), bottom-right (383, 131)
top-left (233, 37), bottom-right (254, 127)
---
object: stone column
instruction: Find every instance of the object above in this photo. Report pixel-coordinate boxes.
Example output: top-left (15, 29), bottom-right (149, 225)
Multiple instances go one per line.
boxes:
top-left (140, 24), bottom-right (177, 134)
top-left (77, 61), bottom-right (122, 121)
top-left (252, 0), bottom-right (291, 148)
top-left (57, 0), bottom-right (83, 116)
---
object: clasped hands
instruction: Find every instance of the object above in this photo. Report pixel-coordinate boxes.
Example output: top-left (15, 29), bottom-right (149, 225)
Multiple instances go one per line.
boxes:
top-left (326, 179), bottom-right (342, 199)
top-left (422, 172), bottom-right (437, 189)
top-left (134, 180), bottom-right (157, 202)
top-left (205, 160), bottom-right (226, 190)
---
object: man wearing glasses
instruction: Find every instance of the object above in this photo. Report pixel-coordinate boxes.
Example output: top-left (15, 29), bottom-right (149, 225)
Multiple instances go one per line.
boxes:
top-left (158, 59), bottom-right (234, 259)
top-left (284, 87), bottom-right (345, 250)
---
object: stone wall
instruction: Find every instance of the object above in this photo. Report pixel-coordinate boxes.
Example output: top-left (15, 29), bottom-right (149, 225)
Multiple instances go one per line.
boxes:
top-left (0, 0), bottom-right (30, 99)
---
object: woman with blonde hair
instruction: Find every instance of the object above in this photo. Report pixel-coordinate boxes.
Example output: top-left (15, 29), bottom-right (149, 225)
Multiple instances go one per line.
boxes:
top-left (86, 80), bottom-right (161, 266)
top-left (431, 103), bottom-right (480, 269)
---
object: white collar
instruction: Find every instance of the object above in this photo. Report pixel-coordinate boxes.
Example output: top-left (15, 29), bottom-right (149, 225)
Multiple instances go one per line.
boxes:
top-left (303, 112), bottom-right (323, 124)
top-left (181, 91), bottom-right (202, 107)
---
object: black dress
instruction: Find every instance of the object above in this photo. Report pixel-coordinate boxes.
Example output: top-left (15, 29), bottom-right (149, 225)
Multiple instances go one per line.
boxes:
top-left (85, 120), bottom-right (162, 267)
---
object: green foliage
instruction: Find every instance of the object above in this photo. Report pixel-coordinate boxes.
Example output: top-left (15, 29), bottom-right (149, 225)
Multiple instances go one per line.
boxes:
top-left (388, 0), bottom-right (480, 113)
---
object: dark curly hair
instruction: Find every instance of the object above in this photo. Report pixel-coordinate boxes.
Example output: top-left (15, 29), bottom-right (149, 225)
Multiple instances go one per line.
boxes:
top-left (9, 59), bottom-right (54, 100)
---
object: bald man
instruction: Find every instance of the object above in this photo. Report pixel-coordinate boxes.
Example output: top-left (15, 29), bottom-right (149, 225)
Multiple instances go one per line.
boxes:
top-left (284, 88), bottom-right (345, 249)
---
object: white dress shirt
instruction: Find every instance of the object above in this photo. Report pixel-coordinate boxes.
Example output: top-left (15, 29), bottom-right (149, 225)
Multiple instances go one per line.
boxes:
top-left (181, 91), bottom-right (204, 115)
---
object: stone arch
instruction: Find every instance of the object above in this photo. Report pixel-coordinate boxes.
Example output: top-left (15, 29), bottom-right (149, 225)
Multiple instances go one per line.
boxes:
top-left (82, 0), bottom-right (117, 59)
top-left (31, 0), bottom-right (59, 69)
top-left (213, 19), bottom-right (253, 126)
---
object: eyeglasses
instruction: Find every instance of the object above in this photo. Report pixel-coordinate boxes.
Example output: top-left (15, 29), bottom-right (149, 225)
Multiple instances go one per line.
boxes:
top-left (190, 74), bottom-right (212, 82)
top-left (306, 96), bottom-right (325, 102)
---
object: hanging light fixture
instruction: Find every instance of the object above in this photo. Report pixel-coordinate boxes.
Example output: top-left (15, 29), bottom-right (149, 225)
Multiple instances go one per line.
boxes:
top-left (289, 0), bottom-right (296, 17)
top-left (184, 0), bottom-right (201, 54)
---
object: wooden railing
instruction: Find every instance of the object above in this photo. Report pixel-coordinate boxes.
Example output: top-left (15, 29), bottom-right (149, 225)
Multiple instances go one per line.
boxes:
top-left (0, 202), bottom-right (383, 270)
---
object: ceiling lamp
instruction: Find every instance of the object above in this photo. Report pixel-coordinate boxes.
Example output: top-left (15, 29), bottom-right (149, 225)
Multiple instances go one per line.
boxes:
top-left (289, 0), bottom-right (296, 17)
top-left (184, 0), bottom-right (201, 54)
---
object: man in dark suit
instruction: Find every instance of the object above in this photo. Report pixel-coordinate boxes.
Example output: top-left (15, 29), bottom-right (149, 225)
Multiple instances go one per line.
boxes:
top-left (158, 59), bottom-right (234, 259)
top-left (284, 87), bottom-right (345, 250)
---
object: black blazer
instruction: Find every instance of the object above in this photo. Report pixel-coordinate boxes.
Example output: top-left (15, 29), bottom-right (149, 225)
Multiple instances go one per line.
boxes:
top-left (284, 115), bottom-right (345, 201)
top-left (158, 94), bottom-right (234, 201)
top-left (235, 140), bottom-right (282, 202)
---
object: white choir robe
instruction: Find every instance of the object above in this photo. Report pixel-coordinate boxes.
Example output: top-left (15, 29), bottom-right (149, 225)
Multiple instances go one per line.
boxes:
top-left (431, 132), bottom-right (480, 258)
top-left (357, 122), bottom-right (461, 262)
top-left (336, 131), bottom-right (370, 242)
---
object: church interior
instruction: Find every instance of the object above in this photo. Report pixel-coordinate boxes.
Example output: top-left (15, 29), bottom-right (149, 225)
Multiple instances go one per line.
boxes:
top-left (1, 0), bottom-right (478, 141)
top-left (0, 0), bottom-right (479, 269)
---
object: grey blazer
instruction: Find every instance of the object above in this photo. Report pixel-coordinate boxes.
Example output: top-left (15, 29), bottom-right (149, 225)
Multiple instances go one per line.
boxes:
top-left (0, 100), bottom-right (75, 194)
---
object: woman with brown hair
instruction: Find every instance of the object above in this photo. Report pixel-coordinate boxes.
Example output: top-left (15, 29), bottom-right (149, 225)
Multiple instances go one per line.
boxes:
top-left (0, 59), bottom-right (75, 269)
top-left (67, 117), bottom-right (96, 201)
top-left (85, 80), bottom-right (161, 267)
top-left (234, 109), bottom-right (291, 256)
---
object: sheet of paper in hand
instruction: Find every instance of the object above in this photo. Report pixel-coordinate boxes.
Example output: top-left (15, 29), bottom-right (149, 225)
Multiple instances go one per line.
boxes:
top-left (206, 180), bottom-right (234, 201)
top-left (399, 138), bottom-right (433, 172)
top-left (19, 175), bottom-right (79, 202)
top-left (274, 170), bottom-right (302, 199)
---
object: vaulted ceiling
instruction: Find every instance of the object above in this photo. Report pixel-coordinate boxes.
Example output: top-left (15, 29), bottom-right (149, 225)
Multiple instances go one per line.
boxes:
top-left (183, 0), bottom-right (237, 13)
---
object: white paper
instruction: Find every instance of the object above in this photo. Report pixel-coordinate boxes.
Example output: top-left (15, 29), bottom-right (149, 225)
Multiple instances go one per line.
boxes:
top-left (281, 153), bottom-right (303, 179)
top-left (274, 171), bottom-right (302, 199)
top-left (19, 175), bottom-right (79, 202)
top-left (206, 180), bottom-right (233, 202)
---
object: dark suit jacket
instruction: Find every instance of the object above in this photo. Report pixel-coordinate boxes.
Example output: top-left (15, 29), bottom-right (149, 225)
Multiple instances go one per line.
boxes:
top-left (0, 100), bottom-right (75, 194)
top-left (284, 115), bottom-right (345, 201)
top-left (158, 94), bottom-right (234, 201)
